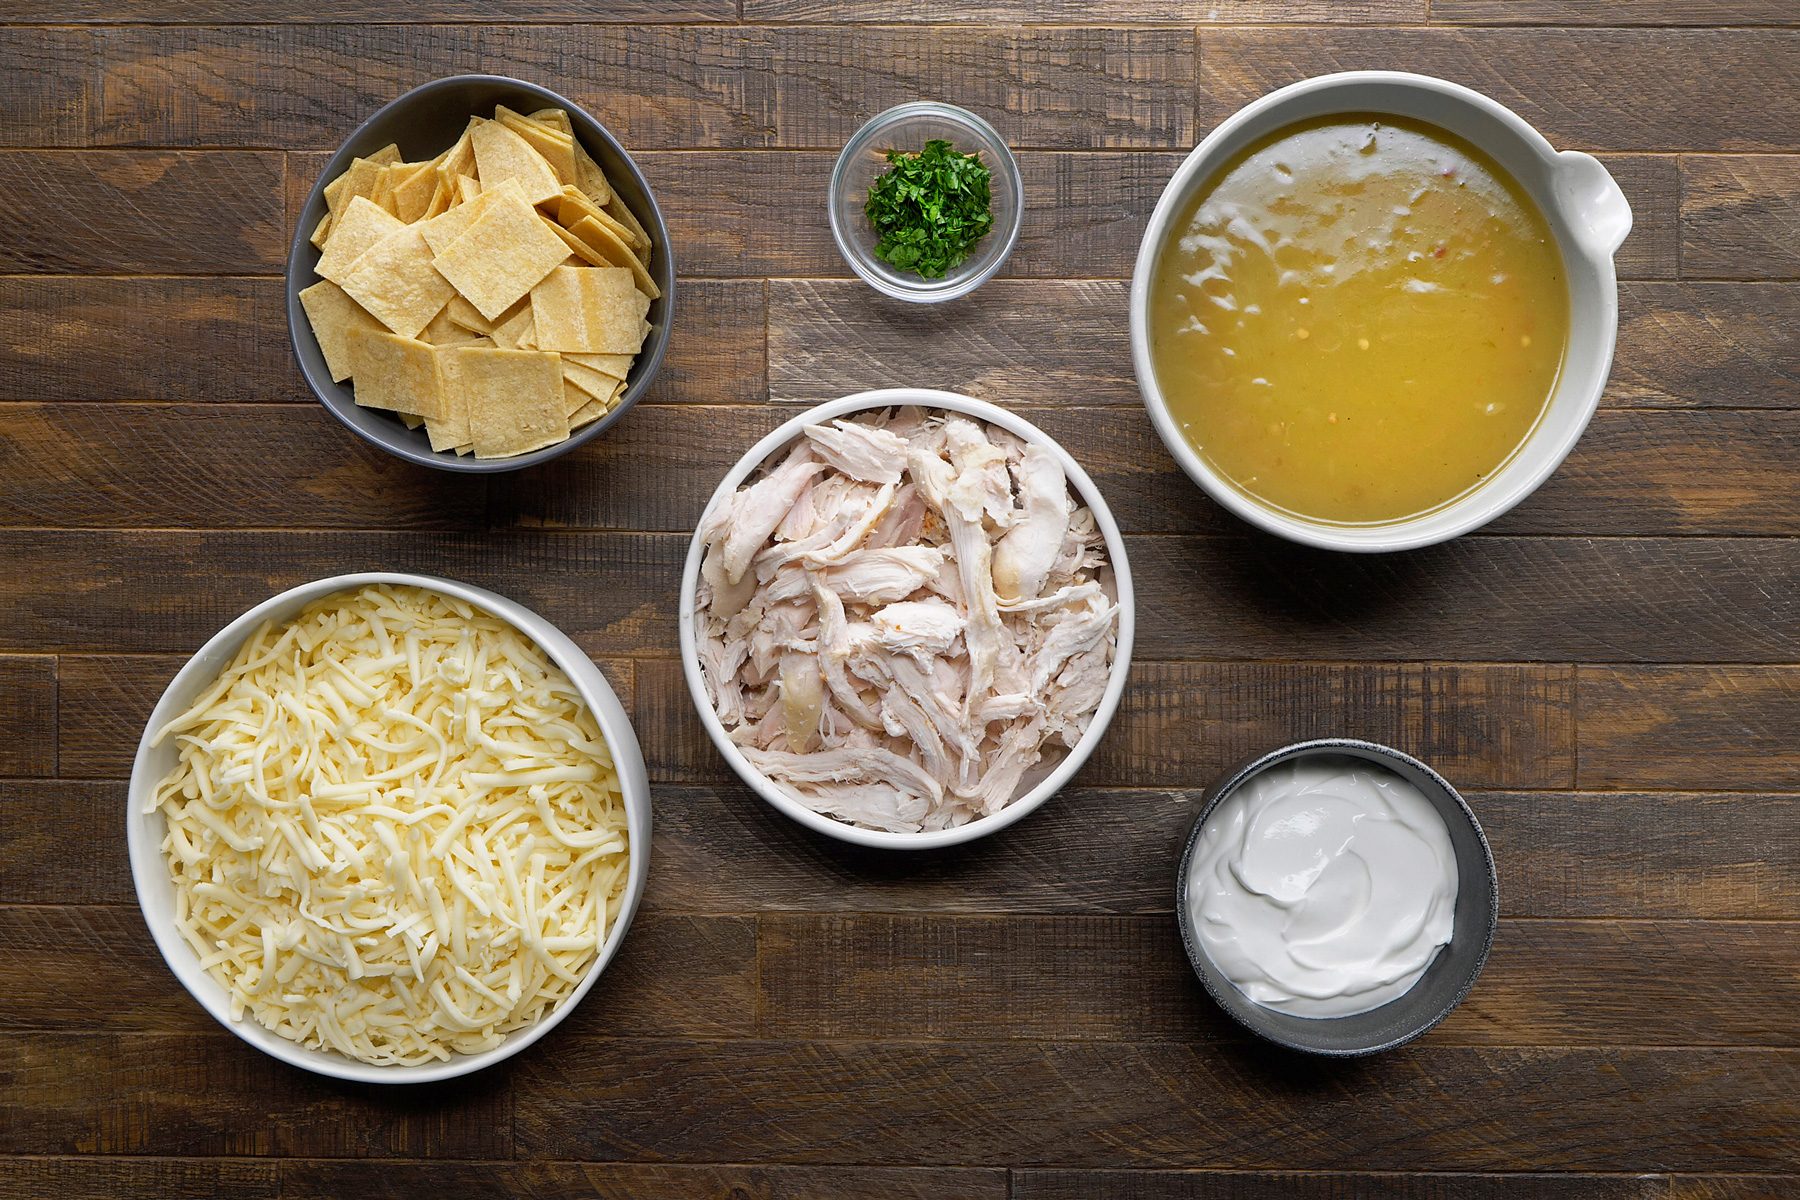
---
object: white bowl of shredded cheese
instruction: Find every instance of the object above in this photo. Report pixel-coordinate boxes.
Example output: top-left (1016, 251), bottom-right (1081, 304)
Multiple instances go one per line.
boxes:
top-left (127, 572), bottom-right (650, 1083)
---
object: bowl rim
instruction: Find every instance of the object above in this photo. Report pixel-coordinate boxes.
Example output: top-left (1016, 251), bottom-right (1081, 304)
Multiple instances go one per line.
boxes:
top-left (678, 387), bottom-right (1136, 850)
top-left (1174, 737), bottom-right (1500, 1056)
top-left (285, 73), bottom-right (675, 474)
top-left (1129, 70), bottom-right (1628, 552)
top-left (126, 571), bottom-right (652, 1083)
top-left (828, 101), bottom-right (1025, 305)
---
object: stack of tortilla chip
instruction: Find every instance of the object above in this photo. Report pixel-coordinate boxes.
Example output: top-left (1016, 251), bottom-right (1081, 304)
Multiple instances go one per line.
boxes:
top-left (298, 106), bottom-right (656, 459)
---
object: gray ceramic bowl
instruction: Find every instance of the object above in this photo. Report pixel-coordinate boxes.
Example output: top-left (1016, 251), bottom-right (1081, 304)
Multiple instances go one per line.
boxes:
top-left (286, 74), bottom-right (674, 473)
top-left (1175, 738), bottom-right (1499, 1056)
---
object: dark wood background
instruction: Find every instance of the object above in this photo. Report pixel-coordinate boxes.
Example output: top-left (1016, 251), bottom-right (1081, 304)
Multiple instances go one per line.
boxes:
top-left (2, 2), bottom-right (1797, 1197)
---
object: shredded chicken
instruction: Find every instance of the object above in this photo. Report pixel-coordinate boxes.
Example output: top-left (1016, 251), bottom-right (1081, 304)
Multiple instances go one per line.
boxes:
top-left (696, 407), bottom-right (1119, 833)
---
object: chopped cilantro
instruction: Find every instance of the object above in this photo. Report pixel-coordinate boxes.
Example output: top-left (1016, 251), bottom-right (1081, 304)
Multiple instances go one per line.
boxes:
top-left (865, 139), bottom-right (995, 280)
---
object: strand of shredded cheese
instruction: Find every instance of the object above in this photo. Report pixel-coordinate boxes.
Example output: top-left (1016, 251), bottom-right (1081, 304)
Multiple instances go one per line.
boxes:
top-left (149, 584), bottom-right (629, 1067)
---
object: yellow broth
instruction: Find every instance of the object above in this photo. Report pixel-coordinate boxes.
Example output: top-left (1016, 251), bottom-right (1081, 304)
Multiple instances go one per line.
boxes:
top-left (1149, 114), bottom-right (1569, 525)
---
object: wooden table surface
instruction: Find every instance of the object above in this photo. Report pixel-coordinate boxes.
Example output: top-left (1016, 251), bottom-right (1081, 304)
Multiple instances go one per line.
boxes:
top-left (2, 2), bottom-right (1797, 1198)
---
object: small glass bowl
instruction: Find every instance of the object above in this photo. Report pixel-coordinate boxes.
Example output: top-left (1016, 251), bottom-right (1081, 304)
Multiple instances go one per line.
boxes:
top-left (829, 102), bottom-right (1023, 304)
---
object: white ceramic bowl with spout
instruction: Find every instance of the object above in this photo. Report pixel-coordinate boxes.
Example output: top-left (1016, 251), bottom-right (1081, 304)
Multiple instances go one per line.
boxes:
top-left (1131, 71), bottom-right (1633, 553)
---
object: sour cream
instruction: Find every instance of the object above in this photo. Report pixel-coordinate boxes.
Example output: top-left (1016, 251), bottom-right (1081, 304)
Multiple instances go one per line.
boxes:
top-left (1186, 755), bottom-right (1457, 1018)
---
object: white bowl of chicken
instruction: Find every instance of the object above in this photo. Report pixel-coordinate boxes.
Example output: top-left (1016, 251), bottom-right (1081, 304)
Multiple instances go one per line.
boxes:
top-left (680, 388), bottom-right (1135, 849)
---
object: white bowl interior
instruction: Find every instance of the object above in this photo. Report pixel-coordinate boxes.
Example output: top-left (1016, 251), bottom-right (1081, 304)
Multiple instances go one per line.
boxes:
top-left (679, 388), bottom-right (1136, 850)
top-left (1132, 72), bottom-right (1632, 552)
top-left (126, 572), bottom-right (652, 1084)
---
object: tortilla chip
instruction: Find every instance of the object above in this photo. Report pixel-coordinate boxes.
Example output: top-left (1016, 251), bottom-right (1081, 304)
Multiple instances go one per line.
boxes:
top-left (564, 351), bottom-right (633, 379)
top-left (489, 301), bottom-right (536, 350)
top-left (344, 328), bottom-right (447, 421)
top-left (530, 265), bottom-right (649, 353)
top-left (561, 357), bottom-right (623, 399)
top-left (604, 191), bottom-right (650, 255)
top-left (562, 378), bottom-right (595, 417)
top-left (455, 174), bottom-right (481, 204)
top-left (572, 142), bottom-right (613, 208)
top-left (564, 214), bottom-right (660, 299)
top-left (419, 177), bottom-right (525, 256)
top-left (369, 164), bottom-right (401, 216)
top-left (458, 348), bottom-right (568, 458)
top-left (337, 224), bottom-right (456, 340)
top-left (439, 119), bottom-right (480, 182)
top-left (553, 185), bottom-right (644, 254)
top-left (389, 158), bottom-right (443, 222)
top-left (431, 187), bottom-right (568, 320)
top-left (569, 397), bottom-right (608, 429)
top-left (528, 108), bottom-right (574, 137)
top-left (428, 344), bottom-right (478, 452)
top-left (366, 144), bottom-right (402, 167)
top-left (299, 280), bottom-right (384, 383)
top-left (308, 211), bottom-right (332, 249)
top-left (326, 156), bottom-right (385, 217)
top-left (470, 119), bottom-right (561, 206)
top-left (442, 293), bottom-right (497, 335)
top-left (421, 307), bottom-right (486, 346)
top-left (495, 106), bottom-right (578, 185)
top-left (316, 195), bottom-right (407, 284)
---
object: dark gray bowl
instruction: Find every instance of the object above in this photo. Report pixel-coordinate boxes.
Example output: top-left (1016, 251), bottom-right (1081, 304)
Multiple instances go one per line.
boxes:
top-left (1176, 738), bottom-right (1499, 1056)
top-left (286, 74), bottom-right (674, 473)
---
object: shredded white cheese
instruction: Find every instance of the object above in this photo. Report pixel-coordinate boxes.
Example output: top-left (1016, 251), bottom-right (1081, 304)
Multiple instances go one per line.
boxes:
top-left (148, 584), bottom-right (630, 1067)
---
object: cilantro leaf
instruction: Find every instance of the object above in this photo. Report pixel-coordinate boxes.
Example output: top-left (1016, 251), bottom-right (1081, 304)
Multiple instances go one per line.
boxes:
top-left (864, 139), bottom-right (995, 280)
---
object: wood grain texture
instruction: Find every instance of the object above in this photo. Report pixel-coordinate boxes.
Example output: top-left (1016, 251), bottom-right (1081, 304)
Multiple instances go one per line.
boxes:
top-left (647, 149), bottom-right (1679, 280)
top-left (0, 1159), bottom-right (278, 1200)
top-left (637, 784), bottom-right (1800, 921)
top-left (0, 781), bottom-right (130, 905)
top-left (0, 908), bottom-right (758, 1038)
top-left (0, 405), bottom-right (490, 529)
top-left (1198, 30), bottom-right (1800, 152)
top-left (1013, 1173), bottom-right (1668, 1199)
top-left (1433, 0), bottom-right (1800, 25)
top-left (5, 27), bottom-right (1191, 151)
top-left (1579, 666), bottom-right (1800, 790)
top-left (8, 532), bottom-right (1798, 662)
top-left (1683, 156), bottom-right (1800, 279)
top-left (0, 151), bottom-right (284, 274)
top-left (0, 1033), bottom-right (514, 1158)
top-left (0, 1), bottom-right (736, 21)
top-left (514, 1041), bottom-right (1800, 1170)
top-left (1611, 283), bottom-right (1800, 408)
top-left (278, 1161), bottom-right (1006, 1200)
top-left (754, 914), bottom-right (1799, 1046)
top-left (746, 0), bottom-right (1423, 20)
top-left (0, 278), bottom-right (297, 403)
top-left (0, 656), bottom-right (55, 776)
top-left (770, 280), bottom-right (1786, 414)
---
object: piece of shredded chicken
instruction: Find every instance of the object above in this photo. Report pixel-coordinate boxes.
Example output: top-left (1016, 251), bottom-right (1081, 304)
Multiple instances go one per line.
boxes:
top-left (695, 408), bottom-right (1119, 833)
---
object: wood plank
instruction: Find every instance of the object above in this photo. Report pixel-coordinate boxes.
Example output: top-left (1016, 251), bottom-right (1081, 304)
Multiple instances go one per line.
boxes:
top-left (0, 781), bottom-right (130, 905)
top-left (10, 27), bottom-right (1190, 151)
top-left (0, 1159), bottom-right (278, 1200)
top-left (1579, 666), bottom-right (1800, 790)
top-left (0, 655), bottom-right (55, 776)
top-left (1490, 410), bottom-right (1800, 535)
top-left (11, 532), bottom-right (1800, 663)
top-left (0, 908), bottom-right (757, 1038)
top-left (1683, 156), bottom-right (1800, 280)
top-left (1612, 282), bottom-right (1800, 408)
top-left (1667, 1180), bottom-right (1800, 1200)
top-left (59, 654), bottom-right (634, 782)
top-left (1434, 0), bottom-right (1800, 24)
top-left (278, 1161), bottom-right (1006, 1200)
top-left (0, 404), bottom-right (489, 529)
top-left (648, 150), bottom-right (1678, 280)
top-left (515, 1041), bottom-right (1800, 1170)
top-left (0, 278), bottom-right (298, 403)
top-left (639, 783), bottom-right (1800, 921)
top-left (0, 1033), bottom-right (513, 1157)
top-left (1094, 661), bottom-right (1575, 790)
top-left (1013, 1173), bottom-right (1666, 1199)
top-left (770, 280), bottom-right (1787, 413)
top-left (0, 0), bottom-right (735, 20)
top-left (748, 0), bottom-right (1422, 19)
top-left (755, 914), bottom-right (1798, 1047)
top-left (635, 656), bottom-right (1573, 791)
top-left (0, 151), bottom-right (284, 274)
top-left (1198, 30), bottom-right (1800, 153)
